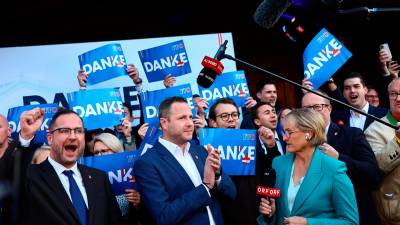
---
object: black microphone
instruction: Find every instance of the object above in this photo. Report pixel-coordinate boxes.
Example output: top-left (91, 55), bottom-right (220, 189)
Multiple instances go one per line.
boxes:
top-left (256, 167), bottom-right (280, 221)
top-left (197, 40), bottom-right (227, 88)
top-left (253, 0), bottom-right (292, 29)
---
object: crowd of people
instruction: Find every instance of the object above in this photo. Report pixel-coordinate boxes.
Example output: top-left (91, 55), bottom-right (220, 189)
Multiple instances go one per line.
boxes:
top-left (0, 43), bottom-right (400, 225)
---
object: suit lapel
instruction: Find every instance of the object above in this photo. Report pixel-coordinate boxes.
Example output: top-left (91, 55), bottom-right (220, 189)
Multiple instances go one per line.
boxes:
top-left (155, 142), bottom-right (194, 186)
top-left (40, 160), bottom-right (81, 224)
top-left (79, 165), bottom-right (96, 225)
top-left (281, 154), bottom-right (294, 217)
top-left (364, 105), bottom-right (374, 130)
top-left (291, 149), bottom-right (323, 215)
top-left (189, 146), bottom-right (205, 180)
top-left (327, 123), bottom-right (339, 144)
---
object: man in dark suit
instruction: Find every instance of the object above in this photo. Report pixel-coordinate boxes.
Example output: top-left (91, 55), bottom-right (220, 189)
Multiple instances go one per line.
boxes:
top-left (302, 91), bottom-right (383, 225)
top-left (134, 97), bottom-right (236, 225)
top-left (23, 108), bottom-right (121, 225)
top-left (329, 72), bottom-right (387, 131)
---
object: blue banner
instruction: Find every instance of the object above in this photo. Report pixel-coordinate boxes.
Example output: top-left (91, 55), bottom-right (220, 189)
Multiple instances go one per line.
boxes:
top-left (303, 28), bottom-right (352, 89)
top-left (79, 43), bottom-right (128, 86)
top-left (199, 128), bottom-right (256, 176)
top-left (140, 84), bottom-right (196, 124)
top-left (7, 104), bottom-right (58, 144)
top-left (198, 70), bottom-right (250, 108)
top-left (79, 151), bottom-right (139, 195)
top-left (137, 122), bottom-right (162, 155)
top-left (67, 88), bottom-right (124, 130)
top-left (138, 40), bottom-right (191, 82)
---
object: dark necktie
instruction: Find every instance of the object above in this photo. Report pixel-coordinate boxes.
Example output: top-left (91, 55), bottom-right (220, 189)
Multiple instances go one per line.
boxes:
top-left (63, 170), bottom-right (87, 225)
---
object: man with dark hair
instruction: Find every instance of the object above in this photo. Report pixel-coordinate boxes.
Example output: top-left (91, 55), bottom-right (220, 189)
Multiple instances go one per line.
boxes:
top-left (134, 96), bottom-right (236, 225)
top-left (302, 90), bottom-right (382, 225)
top-left (241, 80), bottom-right (279, 130)
top-left (208, 98), bottom-right (240, 129)
top-left (252, 102), bottom-right (285, 168)
top-left (23, 107), bottom-right (122, 225)
top-left (331, 72), bottom-right (387, 131)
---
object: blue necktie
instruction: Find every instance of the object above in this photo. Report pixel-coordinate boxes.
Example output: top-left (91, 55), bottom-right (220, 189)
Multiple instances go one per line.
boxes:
top-left (63, 170), bottom-right (87, 225)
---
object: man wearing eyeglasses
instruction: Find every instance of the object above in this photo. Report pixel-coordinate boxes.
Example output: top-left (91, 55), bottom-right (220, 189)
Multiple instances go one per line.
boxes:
top-left (365, 78), bottom-right (400, 225)
top-left (23, 108), bottom-right (122, 225)
top-left (302, 90), bottom-right (382, 225)
top-left (208, 98), bottom-right (240, 129)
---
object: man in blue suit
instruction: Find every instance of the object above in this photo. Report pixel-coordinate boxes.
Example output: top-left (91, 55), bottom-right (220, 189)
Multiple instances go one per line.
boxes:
top-left (302, 91), bottom-right (382, 225)
top-left (134, 96), bottom-right (236, 225)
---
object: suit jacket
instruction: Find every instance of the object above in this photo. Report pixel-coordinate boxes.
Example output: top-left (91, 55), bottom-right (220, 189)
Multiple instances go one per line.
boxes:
top-left (257, 148), bottom-right (359, 225)
top-left (23, 159), bottom-right (121, 225)
top-left (331, 104), bottom-right (388, 131)
top-left (327, 123), bottom-right (382, 225)
top-left (365, 115), bottom-right (400, 225)
top-left (134, 141), bottom-right (236, 225)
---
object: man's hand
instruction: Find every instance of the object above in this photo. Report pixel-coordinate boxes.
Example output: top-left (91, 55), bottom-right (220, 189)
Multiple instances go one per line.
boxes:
top-left (301, 78), bottom-right (313, 94)
top-left (138, 123), bottom-right (149, 140)
top-left (20, 108), bottom-right (44, 140)
top-left (126, 64), bottom-right (140, 83)
top-left (388, 61), bottom-right (400, 78)
top-left (163, 74), bottom-right (176, 88)
top-left (77, 70), bottom-right (88, 88)
top-left (245, 96), bottom-right (257, 109)
top-left (125, 189), bottom-right (141, 208)
top-left (258, 127), bottom-right (276, 148)
top-left (203, 144), bottom-right (220, 190)
top-left (121, 118), bottom-right (132, 138)
top-left (319, 142), bottom-right (339, 159)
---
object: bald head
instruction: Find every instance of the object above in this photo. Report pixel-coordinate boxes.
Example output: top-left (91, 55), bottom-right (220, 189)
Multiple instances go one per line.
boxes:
top-left (0, 114), bottom-right (11, 150)
top-left (301, 92), bottom-right (331, 126)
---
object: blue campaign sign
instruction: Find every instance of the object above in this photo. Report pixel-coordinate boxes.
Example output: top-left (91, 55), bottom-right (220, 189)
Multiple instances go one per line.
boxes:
top-left (198, 70), bottom-right (250, 108)
top-left (199, 128), bottom-right (257, 176)
top-left (138, 40), bottom-right (191, 82)
top-left (79, 43), bottom-right (128, 86)
top-left (67, 88), bottom-right (124, 130)
top-left (79, 151), bottom-right (139, 195)
top-left (303, 28), bottom-right (352, 89)
top-left (140, 84), bottom-right (196, 124)
top-left (137, 122), bottom-right (162, 156)
top-left (7, 103), bottom-right (58, 144)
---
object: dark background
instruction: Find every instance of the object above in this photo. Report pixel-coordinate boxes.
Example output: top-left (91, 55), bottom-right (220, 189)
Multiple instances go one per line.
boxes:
top-left (1, 0), bottom-right (399, 108)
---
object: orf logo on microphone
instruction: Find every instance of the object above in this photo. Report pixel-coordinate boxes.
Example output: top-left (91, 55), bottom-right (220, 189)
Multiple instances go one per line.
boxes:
top-left (256, 186), bottom-right (281, 197)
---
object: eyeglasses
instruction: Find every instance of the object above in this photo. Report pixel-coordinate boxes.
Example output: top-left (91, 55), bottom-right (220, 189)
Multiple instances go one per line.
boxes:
top-left (365, 95), bottom-right (379, 99)
top-left (93, 149), bottom-right (113, 155)
top-left (303, 104), bottom-right (329, 112)
top-left (389, 92), bottom-right (400, 100)
top-left (282, 130), bottom-right (302, 138)
top-left (215, 112), bottom-right (240, 121)
top-left (50, 127), bottom-right (85, 136)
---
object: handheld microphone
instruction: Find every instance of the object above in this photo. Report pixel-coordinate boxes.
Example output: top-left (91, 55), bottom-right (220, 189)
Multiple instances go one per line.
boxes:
top-left (197, 40), bottom-right (227, 88)
top-left (256, 167), bottom-right (280, 221)
top-left (253, 0), bottom-right (292, 29)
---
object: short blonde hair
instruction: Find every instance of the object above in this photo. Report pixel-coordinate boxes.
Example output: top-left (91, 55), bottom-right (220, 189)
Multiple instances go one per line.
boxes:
top-left (93, 133), bottom-right (123, 153)
top-left (285, 108), bottom-right (326, 146)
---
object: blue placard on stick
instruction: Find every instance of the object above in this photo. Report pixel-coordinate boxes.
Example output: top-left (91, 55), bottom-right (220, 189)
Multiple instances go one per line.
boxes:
top-left (79, 43), bottom-right (128, 86)
top-left (303, 28), bottom-right (352, 89)
top-left (138, 40), bottom-right (191, 82)
top-left (199, 128), bottom-right (257, 176)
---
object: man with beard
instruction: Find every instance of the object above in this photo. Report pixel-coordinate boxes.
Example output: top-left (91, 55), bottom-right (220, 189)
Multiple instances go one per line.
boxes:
top-left (23, 108), bottom-right (121, 225)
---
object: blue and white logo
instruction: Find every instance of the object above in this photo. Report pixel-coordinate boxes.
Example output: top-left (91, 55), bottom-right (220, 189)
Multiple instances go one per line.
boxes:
top-left (199, 128), bottom-right (256, 176)
top-left (7, 103), bottom-right (58, 144)
top-left (198, 70), bottom-right (250, 108)
top-left (140, 84), bottom-right (196, 124)
top-left (79, 43), bottom-right (128, 86)
top-left (138, 40), bottom-right (191, 82)
top-left (303, 28), bottom-right (352, 89)
top-left (67, 88), bottom-right (124, 130)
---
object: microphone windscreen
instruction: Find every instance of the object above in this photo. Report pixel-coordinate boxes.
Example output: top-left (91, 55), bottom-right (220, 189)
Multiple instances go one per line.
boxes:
top-left (253, 0), bottom-right (292, 29)
top-left (197, 67), bottom-right (217, 88)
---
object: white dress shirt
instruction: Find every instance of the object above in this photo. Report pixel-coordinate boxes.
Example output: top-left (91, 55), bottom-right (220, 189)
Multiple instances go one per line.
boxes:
top-left (48, 156), bottom-right (89, 208)
top-left (159, 137), bottom-right (216, 225)
top-left (349, 102), bottom-right (369, 130)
